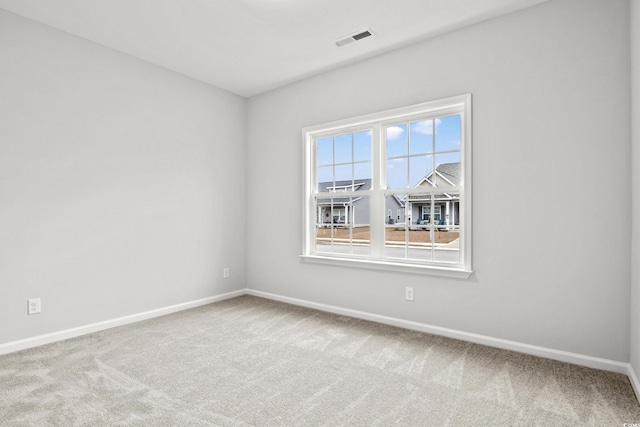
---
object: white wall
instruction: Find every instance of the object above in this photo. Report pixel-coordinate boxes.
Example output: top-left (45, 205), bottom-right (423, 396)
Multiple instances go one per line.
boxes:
top-left (0, 10), bottom-right (246, 345)
top-left (631, 0), bottom-right (640, 377)
top-left (247, 0), bottom-right (632, 362)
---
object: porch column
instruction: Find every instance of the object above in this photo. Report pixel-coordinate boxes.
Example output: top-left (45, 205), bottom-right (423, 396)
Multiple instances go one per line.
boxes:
top-left (446, 201), bottom-right (450, 229)
top-left (453, 202), bottom-right (457, 226)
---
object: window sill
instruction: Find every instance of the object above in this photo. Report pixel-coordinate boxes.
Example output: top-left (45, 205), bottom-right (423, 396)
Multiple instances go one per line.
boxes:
top-left (300, 255), bottom-right (473, 279)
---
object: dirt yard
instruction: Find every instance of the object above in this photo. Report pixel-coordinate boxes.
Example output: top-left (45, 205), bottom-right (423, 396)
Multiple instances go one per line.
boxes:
top-left (316, 226), bottom-right (458, 244)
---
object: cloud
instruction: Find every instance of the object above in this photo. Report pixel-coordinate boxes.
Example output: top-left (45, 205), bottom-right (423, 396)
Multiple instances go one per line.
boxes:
top-left (413, 119), bottom-right (441, 135)
top-left (386, 126), bottom-right (404, 140)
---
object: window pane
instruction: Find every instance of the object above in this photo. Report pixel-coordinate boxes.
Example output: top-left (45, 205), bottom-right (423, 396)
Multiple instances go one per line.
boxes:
top-left (406, 193), bottom-right (438, 262)
top-left (386, 124), bottom-right (407, 158)
top-left (434, 153), bottom-right (461, 187)
top-left (335, 134), bottom-right (352, 164)
top-left (354, 131), bottom-right (372, 162)
top-left (317, 166), bottom-right (334, 190)
top-left (409, 155), bottom-right (433, 188)
top-left (384, 194), bottom-right (407, 259)
top-left (408, 225), bottom-right (433, 261)
top-left (432, 191), bottom-right (460, 263)
top-left (433, 231), bottom-right (460, 264)
top-left (435, 115), bottom-right (461, 153)
top-left (387, 158), bottom-right (408, 189)
top-left (315, 197), bottom-right (370, 257)
top-left (317, 137), bottom-right (333, 166)
top-left (410, 120), bottom-right (433, 155)
top-left (315, 198), bottom-right (335, 254)
top-left (354, 161), bottom-right (371, 181)
top-left (334, 164), bottom-right (352, 183)
top-left (319, 131), bottom-right (372, 191)
top-left (385, 227), bottom-right (405, 259)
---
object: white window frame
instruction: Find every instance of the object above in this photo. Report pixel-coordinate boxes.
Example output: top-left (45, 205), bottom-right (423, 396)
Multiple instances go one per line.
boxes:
top-left (301, 94), bottom-right (472, 278)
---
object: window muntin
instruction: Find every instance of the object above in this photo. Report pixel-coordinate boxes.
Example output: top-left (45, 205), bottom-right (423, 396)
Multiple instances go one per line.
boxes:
top-left (302, 95), bottom-right (471, 276)
top-left (385, 115), bottom-right (461, 190)
top-left (315, 196), bottom-right (370, 257)
top-left (317, 131), bottom-right (371, 193)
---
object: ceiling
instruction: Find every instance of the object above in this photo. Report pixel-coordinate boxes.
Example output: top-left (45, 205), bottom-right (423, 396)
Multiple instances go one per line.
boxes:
top-left (0, 0), bottom-right (551, 97)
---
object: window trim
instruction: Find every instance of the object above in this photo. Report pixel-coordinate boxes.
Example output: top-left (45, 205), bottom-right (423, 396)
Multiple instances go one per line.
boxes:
top-left (301, 94), bottom-right (472, 278)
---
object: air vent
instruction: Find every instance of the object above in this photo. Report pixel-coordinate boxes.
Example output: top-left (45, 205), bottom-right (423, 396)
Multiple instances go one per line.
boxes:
top-left (352, 30), bottom-right (372, 41)
top-left (335, 28), bottom-right (375, 47)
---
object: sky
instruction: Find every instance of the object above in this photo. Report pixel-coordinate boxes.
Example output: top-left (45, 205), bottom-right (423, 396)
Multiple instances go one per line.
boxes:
top-left (317, 114), bottom-right (461, 189)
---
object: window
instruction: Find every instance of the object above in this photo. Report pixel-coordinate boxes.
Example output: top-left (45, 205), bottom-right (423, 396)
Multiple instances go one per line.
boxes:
top-left (422, 206), bottom-right (441, 222)
top-left (302, 94), bottom-right (471, 277)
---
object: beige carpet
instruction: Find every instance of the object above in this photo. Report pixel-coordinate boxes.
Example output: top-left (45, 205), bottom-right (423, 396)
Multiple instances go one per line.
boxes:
top-left (1, 295), bottom-right (639, 426)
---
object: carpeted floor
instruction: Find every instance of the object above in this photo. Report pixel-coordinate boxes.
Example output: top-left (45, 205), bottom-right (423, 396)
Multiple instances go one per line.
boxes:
top-left (1, 295), bottom-right (639, 426)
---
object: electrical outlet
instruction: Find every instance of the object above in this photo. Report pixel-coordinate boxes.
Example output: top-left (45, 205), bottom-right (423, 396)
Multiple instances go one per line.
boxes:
top-left (223, 267), bottom-right (230, 279)
top-left (28, 298), bottom-right (41, 315)
top-left (405, 287), bottom-right (414, 301)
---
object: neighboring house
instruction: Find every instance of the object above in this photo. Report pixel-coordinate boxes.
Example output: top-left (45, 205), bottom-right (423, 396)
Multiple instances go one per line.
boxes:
top-left (409, 162), bottom-right (460, 227)
top-left (317, 162), bottom-right (460, 227)
top-left (317, 179), bottom-right (406, 226)
top-left (317, 179), bottom-right (371, 225)
top-left (386, 195), bottom-right (405, 225)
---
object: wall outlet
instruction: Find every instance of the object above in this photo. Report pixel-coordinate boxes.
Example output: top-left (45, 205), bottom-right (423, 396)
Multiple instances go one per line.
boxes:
top-left (28, 298), bottom-right (41, 315)
top-left (405, 287), bottom-right (414, 301)
top-left (223, 267), bottom-right (230, 279)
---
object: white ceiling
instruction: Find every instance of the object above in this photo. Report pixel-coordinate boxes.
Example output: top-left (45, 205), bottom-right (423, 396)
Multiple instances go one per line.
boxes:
top-left (0, 0), bottom-right (550, 97)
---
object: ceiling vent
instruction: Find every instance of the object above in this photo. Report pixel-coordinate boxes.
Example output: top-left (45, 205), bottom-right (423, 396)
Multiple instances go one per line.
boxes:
top-left (335, 29), bottom-right (375, 47)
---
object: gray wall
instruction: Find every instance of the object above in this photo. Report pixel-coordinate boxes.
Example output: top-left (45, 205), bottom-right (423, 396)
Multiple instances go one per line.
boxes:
top-left (246, 0), bottom-right (632, 362)
top-left (0, 10), bottom-right (247, 344)
top-left (1, 0), bottom-right (636, 370)
top-left (631, 0), bottom-right (640, 379)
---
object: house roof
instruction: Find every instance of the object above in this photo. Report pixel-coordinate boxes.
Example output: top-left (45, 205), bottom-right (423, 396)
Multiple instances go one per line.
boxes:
top-left (434, 162), bottom-right (461, 186)
top-left (408, 162), bottom-right (460, 203)
top-left (414, 162), bottom-right (461, 188)
top-left (317, 165), bottom-right (459, 206)
top-left (318, 179), bottom-right (371, 192)
top-left (317, 179), bottom-right (371, 204)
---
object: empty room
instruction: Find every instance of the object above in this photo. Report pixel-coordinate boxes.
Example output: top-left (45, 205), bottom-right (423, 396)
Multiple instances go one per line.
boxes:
top-left (2, 0), bottom-right (640, 424)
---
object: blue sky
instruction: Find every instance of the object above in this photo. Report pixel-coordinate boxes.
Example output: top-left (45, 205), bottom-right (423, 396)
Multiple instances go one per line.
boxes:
top-left (317, 115), bottom-right (460, 188)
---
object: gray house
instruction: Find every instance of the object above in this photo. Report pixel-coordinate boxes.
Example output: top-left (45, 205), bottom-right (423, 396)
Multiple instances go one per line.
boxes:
top-left (409, 162), bottom-right (460, 227)
top-left (317, 163), bottom-right (459, 227)
top-left (316, 179), bottom-right (405, 226)
top-left (317, 179), bottom-right (371, 225)
top-left (386, 195), bottom-right (405, 224)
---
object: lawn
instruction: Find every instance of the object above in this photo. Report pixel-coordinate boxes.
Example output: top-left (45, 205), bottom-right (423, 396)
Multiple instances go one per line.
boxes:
top-left (316, 226), bottom-right (459, 244)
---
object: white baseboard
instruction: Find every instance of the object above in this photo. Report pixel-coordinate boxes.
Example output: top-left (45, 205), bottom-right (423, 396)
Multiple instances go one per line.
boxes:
top-left (246, 289), bottom-right (631, 376)
top-left (0, 289), bottom-right (245, 356)
top-left (629, 364), bottom-right (640, 402)
top-left (2, 286), bottom-right (636, 404)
